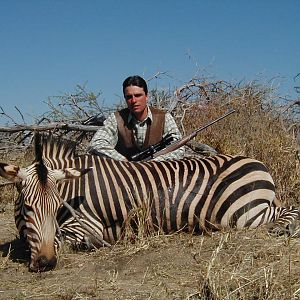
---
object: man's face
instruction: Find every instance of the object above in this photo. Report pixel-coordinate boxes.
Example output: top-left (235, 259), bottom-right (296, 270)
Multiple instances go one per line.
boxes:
top-left (124, 85), bottom-right (148, 119)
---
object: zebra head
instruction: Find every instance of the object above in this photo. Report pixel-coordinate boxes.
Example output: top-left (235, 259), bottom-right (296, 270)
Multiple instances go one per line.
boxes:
top-left (0, 134), bottom-right (90, 272)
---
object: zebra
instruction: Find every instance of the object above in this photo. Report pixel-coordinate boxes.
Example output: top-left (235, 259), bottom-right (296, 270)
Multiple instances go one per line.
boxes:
top-left (0, 133), bottom-right (299, 272)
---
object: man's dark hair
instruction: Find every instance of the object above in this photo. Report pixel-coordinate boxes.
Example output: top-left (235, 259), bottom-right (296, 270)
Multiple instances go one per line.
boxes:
top-left (122, 75), bottom-right (148, 96)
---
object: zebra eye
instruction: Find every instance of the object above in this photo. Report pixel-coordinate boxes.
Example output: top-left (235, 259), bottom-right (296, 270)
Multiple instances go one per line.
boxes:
top-left (23, 204), bottom-right (35, 220)
top-left (24, 204), bottom-right (33, 213)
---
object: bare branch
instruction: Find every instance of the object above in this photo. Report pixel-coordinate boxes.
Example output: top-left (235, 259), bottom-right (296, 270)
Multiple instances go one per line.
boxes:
top-left (0, 106), bottom-right (18, 125)
top-left (0, 123), bottom-right (101, 133)
top-left (147, 71), bottom-right (168, 82)
top-left (281, 99), bottom-right (300, 114)
top-left (14, 106), bottom-right (25, 123)
top-left (293, 73), bottom-right (300, 81)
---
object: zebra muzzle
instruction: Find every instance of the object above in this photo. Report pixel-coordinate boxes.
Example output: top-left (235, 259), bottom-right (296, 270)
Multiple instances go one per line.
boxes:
top-left (29, 255), bottom-right (57, 272)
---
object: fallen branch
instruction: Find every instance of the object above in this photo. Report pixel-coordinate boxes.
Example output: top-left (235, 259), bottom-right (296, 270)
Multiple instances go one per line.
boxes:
top-left (0, 123), bottom-right (101, 133)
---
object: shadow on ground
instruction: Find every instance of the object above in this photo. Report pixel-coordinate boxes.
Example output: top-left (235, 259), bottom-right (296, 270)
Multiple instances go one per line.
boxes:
top-left (0, 238), bottom-right (30, 267)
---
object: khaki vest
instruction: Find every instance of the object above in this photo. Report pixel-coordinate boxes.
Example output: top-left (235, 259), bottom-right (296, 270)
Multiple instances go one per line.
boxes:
top-left (115, 107), bottom-right (165, 159)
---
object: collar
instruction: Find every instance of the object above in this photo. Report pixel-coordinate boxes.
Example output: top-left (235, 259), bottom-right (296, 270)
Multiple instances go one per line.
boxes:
top-left (128, 106), bottom-right (153, 125)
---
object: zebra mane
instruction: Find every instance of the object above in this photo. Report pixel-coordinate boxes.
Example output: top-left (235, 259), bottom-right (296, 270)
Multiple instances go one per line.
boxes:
top-left (34, 132), bottom-right (48, 185)
top-left (34, 132), bottom-right (44, 163)
top-left (38, 133), bottom-right (78, 162)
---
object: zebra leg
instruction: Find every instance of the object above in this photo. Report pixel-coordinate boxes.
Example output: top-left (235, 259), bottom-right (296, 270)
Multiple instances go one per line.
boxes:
top-left (53, 229), bottom-right (102, 257)
top-left (59, 217), bottom-right (109, 250)
top-left (267, 206), bottom-right (300, 237)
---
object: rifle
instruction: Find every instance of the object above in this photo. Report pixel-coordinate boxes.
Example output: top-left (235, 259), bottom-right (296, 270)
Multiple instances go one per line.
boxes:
top-left (130, 108), bottom-right (236, 161)
top-left (130, 133), bottom-right (174, 161)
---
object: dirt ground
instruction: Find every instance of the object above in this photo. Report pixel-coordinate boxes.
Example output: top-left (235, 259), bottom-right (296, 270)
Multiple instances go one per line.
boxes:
top-left (1, 197), bottom-right (300, 300)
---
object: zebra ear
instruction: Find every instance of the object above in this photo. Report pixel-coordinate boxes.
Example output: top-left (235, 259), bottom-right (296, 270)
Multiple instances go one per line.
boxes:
top-left (0, 163), bottom-right (23, 182)
top-left (52, 167), bottom-right (92, 181)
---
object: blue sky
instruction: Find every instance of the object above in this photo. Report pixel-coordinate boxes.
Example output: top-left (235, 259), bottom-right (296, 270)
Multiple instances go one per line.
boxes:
top-left (0, 0), bottom-right (299, 124)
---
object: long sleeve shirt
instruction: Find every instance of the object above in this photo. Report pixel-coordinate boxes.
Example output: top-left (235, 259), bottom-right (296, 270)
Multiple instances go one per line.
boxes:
top-left (88, 108), bottom-right (185, 161)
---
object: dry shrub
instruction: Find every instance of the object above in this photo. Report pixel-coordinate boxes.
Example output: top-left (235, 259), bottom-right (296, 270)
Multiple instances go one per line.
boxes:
top-left (183, 82), bottom-right (300, 206)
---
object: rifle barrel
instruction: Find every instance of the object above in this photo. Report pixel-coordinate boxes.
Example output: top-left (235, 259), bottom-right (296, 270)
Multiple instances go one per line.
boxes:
top-left (192, 108), bottom-right (235, 137)
top-left (153, 108), bottom-right (235, 158)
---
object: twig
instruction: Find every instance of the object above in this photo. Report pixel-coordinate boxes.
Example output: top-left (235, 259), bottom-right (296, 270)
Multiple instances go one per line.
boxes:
top-left (0, 182), bottom-right (14, 188)
top-left (293, 73), bottom-right (300, 81)
top-left (0, 106), bottom-right (18, 125)
top-left (281, 99), bottom-right (300, 114)
top-left (70, 96), bottom-right (90, 119)
top-left (14, 106), bottom-right (25, 123)
top-left (147, 71), bottom-right (168, 82)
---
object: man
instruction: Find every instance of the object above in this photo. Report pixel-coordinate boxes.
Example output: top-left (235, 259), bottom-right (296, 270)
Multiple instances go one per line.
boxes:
top-left (88, 75), bottom-right (185, 161)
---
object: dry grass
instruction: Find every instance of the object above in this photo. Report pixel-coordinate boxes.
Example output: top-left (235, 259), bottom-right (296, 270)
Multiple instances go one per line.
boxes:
top-left (1, 81), bottom-right (300, 299)
top-left (184, 82), bottom-right (300, 206)
top-left (1, 204), bottom-right (300, 300)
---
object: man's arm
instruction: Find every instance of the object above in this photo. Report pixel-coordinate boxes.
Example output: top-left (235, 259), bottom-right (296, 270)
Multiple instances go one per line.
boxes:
top-left (87, 113), bottom-right (127, 161)
top-left (154, 112), bottom-right (185, 161)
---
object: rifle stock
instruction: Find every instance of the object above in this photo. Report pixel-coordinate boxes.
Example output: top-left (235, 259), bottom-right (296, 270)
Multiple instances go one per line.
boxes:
top-left (152, 108), bottom-right (235, 158)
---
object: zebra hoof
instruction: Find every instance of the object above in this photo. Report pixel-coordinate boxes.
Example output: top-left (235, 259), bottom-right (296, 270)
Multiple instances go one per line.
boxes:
top-left (268, 225), bottom-right (289, 237)
top-left (83, 235), bottom-right (107, 250)
top-left (268, 220), bottom-right (300, 237)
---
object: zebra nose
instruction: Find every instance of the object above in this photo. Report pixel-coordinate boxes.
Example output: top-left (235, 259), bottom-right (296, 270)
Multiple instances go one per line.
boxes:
top-left (29, 255), bottom-right (57, 272)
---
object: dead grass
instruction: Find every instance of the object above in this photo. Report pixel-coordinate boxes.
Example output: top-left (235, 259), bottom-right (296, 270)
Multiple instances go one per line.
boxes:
top-left (1, 201), bottom-right (300, 300)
